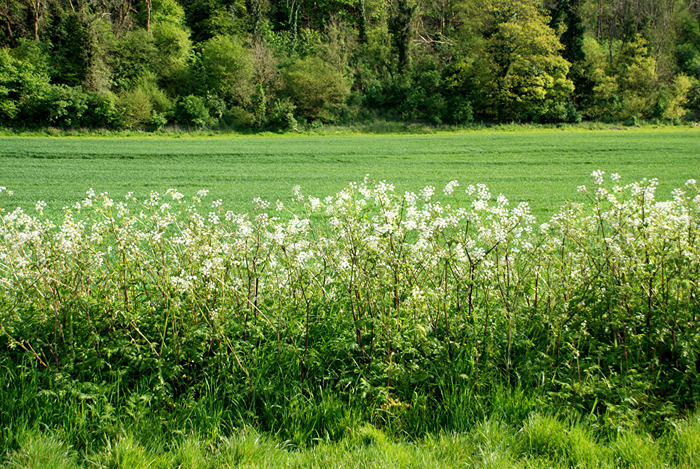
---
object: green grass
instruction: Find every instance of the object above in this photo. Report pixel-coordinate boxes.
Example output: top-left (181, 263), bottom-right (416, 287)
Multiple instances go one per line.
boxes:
top-left (1, 127), bottom-right (698, 219)
top-left (4, 411), bottom-right (700, 468)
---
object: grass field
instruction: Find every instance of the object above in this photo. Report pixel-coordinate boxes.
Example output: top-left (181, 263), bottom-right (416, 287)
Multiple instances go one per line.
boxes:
top-left (1, 127), bottom-right (699, 219)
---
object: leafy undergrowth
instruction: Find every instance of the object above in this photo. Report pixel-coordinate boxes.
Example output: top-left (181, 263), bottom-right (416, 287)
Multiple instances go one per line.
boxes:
top-left (3, 410), bottom-right (700, 468)
top-left (1, 172), bottom-right (700, 464)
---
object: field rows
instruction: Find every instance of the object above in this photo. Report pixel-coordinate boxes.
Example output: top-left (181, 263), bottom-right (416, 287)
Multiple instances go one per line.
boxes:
top-left (1, 128), bottom-right (698, 219)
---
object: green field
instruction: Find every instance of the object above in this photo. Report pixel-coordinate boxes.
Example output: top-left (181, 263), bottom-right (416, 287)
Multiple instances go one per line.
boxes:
top-left (1, 127), bottom-right (699, 219)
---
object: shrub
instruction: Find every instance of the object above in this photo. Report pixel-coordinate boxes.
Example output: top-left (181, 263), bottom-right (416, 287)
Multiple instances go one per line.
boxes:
top-left (117, 86), bottom-right (153, 128)
top-left (40, 84), bottom-right (90, 128)
top-left (200, 35), bottom-right (255, 107)
top-left (85, 91), bottom-right (122, 128)
top-left (110, 29), bottom-right (158, 90)
top-left (282, 56), bottom-right (350, 122)
top-left (269, 98), bottom-right (298, 131)
top-left (146, 110), bottom-right (169, 131)
top-left (176, 94), bottom-right (211, 128)
top-left (0, 48), bottom-right (51, 125)
top-left (658, 74), bottom-right (693, 121)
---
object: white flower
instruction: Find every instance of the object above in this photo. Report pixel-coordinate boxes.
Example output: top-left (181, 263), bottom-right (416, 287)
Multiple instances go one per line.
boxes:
top-left (421, 185), bottom-right (435, 201)
top-left (411, 286), bottom-right (425, 302)
top-left (443, 180), bottom-right (459, 196)
top-left (471, 247), bottom-right (485, 261)
top-left (476, 184), bottom-right (491, 201)
top-left (295, 250), bottom-right (314, 266)
top-left (591, 170), bottom-right (605, 185)
top-left (253, 197), bottom-right (270, 210)
top-left (197, 189), bottom-right (209, 198)
top-left (375, 223), bottom-right (392, 235)
top-left (472, 199), bottom-right (488, 211)
top-left (309, 197), bottom-right (321, 211)
top-left (166, 189), bottom-right (184, 201)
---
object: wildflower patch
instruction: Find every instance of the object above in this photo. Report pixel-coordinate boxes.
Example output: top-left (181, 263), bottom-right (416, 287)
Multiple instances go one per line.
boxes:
top-left (0, 172), bottom-right (699, 424)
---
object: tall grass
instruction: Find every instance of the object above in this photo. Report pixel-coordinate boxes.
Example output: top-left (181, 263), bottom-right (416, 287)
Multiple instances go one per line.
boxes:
top-left (1, 172), bottom-right (699, 461)
top-left (4, 411), bottom-right (700, 467)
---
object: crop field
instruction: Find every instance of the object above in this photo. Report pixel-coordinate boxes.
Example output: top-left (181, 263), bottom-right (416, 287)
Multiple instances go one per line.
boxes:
top-left (2, 127), bottom-right (700, 468)
top-left (1, 127), bottom-right (699, 219)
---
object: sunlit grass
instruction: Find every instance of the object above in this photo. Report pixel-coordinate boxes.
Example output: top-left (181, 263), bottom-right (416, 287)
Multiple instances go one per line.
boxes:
top-left (1, 128), bottom-right (698, 219)
top-left (5, 411), bottom-right (700, 468)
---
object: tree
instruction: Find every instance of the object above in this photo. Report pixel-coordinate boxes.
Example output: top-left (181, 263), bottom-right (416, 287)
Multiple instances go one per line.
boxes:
top-left (0, 0), bottom-right (23, 46)
top-left (549, 0), bottom-right (588, 94)
top-left (22, 0), bottom-right (44, 40)
top-left (675, 8), bottom-right (700, 117)
top-left (246, 0), bottom-right (267, 39)
top-left (282, 55), bottom-right (349, 121)
top-left (47, 12), bottom-right (95, 87)
top-left (200, 34), bottom-right (255, 106)
top-left (180, 0), bottom-right (247, 43)
top-left (0, 47), bottom-right (50, 123)
top-left (479, 0), bottom-right (574, 121)
top-left (151, 21), bottom-right (192, 92)
top-left (581, 34), bottom-right (659, 120)
top-left (110, 28), bottom-right (158, 90)
top-left (388, 0), bottom-right (415, 72)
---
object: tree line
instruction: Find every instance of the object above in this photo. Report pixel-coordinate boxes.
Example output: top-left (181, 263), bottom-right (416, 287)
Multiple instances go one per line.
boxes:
top-left (1, 0), bottom-right (699, 130)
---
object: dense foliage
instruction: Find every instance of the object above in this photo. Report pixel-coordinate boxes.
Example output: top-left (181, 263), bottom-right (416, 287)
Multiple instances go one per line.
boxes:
top-left (1, 172), bottom-right (699, 454)
top-left (1, 0), bottom-right (700, 130)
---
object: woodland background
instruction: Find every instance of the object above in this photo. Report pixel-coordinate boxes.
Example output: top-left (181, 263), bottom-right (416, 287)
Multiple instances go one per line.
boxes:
top-left (1, 0), bottom-right (700, 130)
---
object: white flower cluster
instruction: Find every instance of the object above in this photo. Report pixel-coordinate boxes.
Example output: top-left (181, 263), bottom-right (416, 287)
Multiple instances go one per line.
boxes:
top-left (0, 173), bottom-right (698, 383)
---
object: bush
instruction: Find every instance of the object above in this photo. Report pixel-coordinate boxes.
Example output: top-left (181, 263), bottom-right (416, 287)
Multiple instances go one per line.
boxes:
top-left (447, 96), bottom-right (474, 125)
top-left (110, 29), bottom-right (158, 90)
top-left (85, 91), bottom-right (122, 128)
top-left (151, 22), bottom-right (192, 92)
top-left (176, 94), bottom-right (211, 128)
top-left (224, 106), bottom-right (256, 128)
top-left (269, 98), bottom-right (298, 131)
top-left (282, 56), bottom-right (350, 122)
top-left (117, 86), bottom-right (153, 128)
top-left (200, 35), bottom-right (255, 107)
top-left (658, 75), bottom-right (693, 121)
top-left (40, 84), bottom-right (90, 128)
top-left (0, 48), bottom-right (51, 125)
top-left (146, 110), bottom-right (168, 131)
top-left (361, 58), bottom-right (474, 125)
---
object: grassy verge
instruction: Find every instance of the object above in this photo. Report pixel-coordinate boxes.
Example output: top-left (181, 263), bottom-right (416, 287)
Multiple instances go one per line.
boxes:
top-left (4, 410), bottom-right (700, 468)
